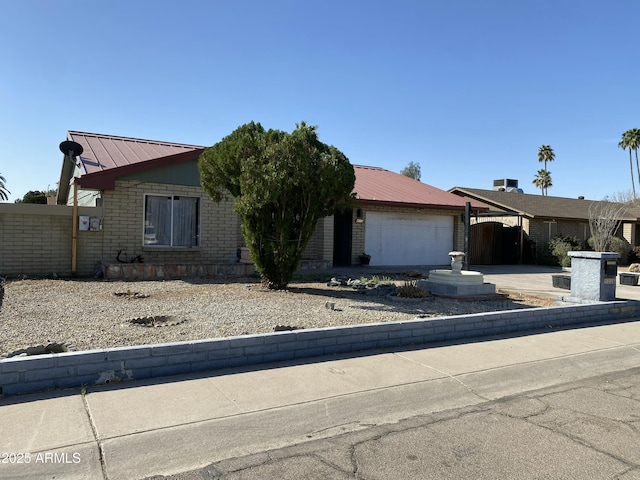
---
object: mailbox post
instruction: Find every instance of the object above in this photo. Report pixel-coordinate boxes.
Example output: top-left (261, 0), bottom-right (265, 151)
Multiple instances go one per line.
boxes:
top-left (568, 251), bottom-right (619, 301)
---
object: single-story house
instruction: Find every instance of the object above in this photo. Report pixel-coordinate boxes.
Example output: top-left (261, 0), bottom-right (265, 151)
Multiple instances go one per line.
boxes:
top-left (54, 131), bottom-right (487, 278)
top-left (450, 182), bottom-right (640, 264)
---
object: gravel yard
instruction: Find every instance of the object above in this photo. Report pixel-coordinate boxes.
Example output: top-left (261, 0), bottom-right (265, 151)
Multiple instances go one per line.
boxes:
top-left (0, 276), bottom-right (552, 357)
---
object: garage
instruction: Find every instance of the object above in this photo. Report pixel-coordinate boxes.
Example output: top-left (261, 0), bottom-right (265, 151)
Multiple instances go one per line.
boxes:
top-left (364, 212), bottom-right (454, 265)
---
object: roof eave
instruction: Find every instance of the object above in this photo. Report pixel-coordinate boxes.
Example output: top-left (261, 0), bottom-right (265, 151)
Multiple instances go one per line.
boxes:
top-left (357, 199), bottom-right (489, 212)
top-left (450, 188), bottom-right (530, 216)
top-left (76, 148), bottom-right (204, 190)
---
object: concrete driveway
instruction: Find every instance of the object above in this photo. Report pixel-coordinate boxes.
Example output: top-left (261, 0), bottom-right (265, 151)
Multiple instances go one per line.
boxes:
top-left (327, 263), bottom-right (640, 302)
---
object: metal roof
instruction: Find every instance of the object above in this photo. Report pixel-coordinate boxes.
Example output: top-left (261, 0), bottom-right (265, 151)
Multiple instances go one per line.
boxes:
top-left (68, 131), bottom-right (204, 175)
top-left (354, 166), bottom-right (485, 211)
top-left (58, 131), bottom-right (486, 211)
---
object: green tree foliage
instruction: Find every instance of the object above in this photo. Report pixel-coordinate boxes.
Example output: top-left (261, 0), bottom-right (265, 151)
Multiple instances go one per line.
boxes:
top-left (400, 161), bottom-right (421, 181)
top-left (0, 174), bottom-right (9, 201)
top-left (619, 129), bottom-right (640, 200)
top-left (16, 190), bottom-right (47, 204)
top-left (587, 235), bottom-right (630, 261)
top-left (199, 121), bottom-right (355, 289)
top-left (548, 235), bottom-right (582, 267)
top-left (532, 169), bottom-right (552, 195)
top-left (537, 145), bottom-right (555, 170)
top-left (536, 145), bottom-right (555, 195)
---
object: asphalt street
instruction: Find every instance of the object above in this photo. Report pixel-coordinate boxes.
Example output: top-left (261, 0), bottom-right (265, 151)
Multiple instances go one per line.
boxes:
top-left (159, 363), bottom-right (640, 480)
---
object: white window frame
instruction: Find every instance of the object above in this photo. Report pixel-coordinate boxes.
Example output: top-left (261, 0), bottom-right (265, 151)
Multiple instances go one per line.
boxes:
top-left (143, 194), bottom-right (201, 248)
top-left (543, 220), bottom-right (558, 242)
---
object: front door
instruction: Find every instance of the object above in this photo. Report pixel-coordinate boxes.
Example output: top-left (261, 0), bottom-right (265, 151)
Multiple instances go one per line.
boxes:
top-left (333, 211), bottom-right (353, 266)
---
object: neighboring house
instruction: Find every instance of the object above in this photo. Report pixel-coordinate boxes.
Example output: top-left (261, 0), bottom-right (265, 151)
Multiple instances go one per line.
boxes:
top-left (54, 131), bottom-right (487, 278)
top-left (450, 182), bottom-right (640, 264)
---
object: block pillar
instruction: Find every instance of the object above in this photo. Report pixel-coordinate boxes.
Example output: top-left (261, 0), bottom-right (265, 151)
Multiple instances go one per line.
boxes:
top-left (568, 251), bottom-right (619, 302)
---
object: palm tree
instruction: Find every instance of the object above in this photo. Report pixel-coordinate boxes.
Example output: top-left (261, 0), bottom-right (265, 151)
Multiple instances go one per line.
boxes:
top-left (537, 145), bottom-right (555, 195)
top-left (0, 174), bottom-right (9, 202)
top-left (619, 130), bottom-right (637, 200)
top-left (532, 169), bottom-right (552, 196)
top-left (627, 128), bottom-right (640, 192)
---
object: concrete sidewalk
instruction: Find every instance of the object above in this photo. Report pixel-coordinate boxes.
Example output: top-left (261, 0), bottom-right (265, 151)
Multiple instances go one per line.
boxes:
top-left (2, 318), bottom-right (640, 479)
top-left (2, 264), bottom-right (640, 479)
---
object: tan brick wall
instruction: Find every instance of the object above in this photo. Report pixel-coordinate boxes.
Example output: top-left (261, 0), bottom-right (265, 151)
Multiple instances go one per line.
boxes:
top-left (557, 221), bottom-right (590, 244)
top-left (0, 182), bottom-right (243, 277)
top-left (0, 191), bottom-right (474, 276)
top-left (321, 216), bottom-right (334, 263)
top-left (0, 203), bottom-right (103, 276)
top-left (352, 209), bottom-right (365, 263)
top-left (100, 181), bottom-right (241, 265)
top-left (526, 219), bottom-right (590, 245)
top-left (301, 216), bottom-right (335, 265)
top-left (303, 219), bottom-right (323, 259)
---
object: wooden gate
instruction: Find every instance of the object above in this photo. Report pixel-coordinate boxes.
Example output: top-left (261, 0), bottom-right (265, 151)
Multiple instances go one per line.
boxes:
top-left (470, 222), bottom-right (520, 265)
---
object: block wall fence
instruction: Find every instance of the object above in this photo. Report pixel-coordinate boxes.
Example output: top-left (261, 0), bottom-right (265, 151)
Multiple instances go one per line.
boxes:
top-left (0, 203), bottom-right (104, 277)
top-left (2, 300), bottom-right (639, 396)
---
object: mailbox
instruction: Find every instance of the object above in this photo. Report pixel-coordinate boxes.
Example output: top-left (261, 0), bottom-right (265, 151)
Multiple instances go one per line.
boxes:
top-left (568, 251), bottom-right (620, 301)
top-left (604, 261), bottom-right (617, 284)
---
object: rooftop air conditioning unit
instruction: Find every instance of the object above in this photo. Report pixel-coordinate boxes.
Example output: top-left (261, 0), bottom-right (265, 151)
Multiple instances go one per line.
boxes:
top-left (493, 179), bottom-right (519, 191)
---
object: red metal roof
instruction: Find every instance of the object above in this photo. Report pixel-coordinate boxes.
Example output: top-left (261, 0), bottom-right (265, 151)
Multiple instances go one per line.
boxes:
top-left (68, 131), bottom-right (204, 175)
top-left (62, 132), bottom-right (486, 211)
top-left (353, 166), bottom-right (485, 211)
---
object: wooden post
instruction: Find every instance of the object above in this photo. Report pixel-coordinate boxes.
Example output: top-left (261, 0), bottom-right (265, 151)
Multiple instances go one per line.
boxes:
top-left (72, 180), bottom-right (78, 275)
top-left (519, 215), bottom-right (524, 264)
top-left (464, 202), bottom-right (471, 270)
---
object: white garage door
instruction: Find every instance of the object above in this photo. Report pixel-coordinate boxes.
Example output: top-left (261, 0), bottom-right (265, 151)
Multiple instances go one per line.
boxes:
top-left (365, 212), bottom-right (454, 266)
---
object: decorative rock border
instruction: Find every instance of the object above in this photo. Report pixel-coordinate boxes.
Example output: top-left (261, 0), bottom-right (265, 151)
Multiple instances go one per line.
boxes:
top-left (385, 293), bottom-right (431, 303)
top-left (113, 291), bottom-right (150, 299)
top-left (3, 343), bottom-right (77, 359)
top-left (128, 316), bottom-right (187, 328)
top-left (1, 300), bottom-right (640, 396)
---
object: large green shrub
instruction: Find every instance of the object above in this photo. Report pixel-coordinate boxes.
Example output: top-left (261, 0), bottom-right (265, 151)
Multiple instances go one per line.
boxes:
top-left (547, 236), bottom-right (582, 267)
top-left (587, 236), bottom-right (630, 264)
top-left (199, 122), bottom-right (355, 289)
top-left (535, 242), bottom-right (559, 266)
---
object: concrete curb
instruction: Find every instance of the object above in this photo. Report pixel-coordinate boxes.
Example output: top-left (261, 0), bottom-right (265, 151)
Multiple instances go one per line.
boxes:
top-left (2, 301), bottom-right (639, 396)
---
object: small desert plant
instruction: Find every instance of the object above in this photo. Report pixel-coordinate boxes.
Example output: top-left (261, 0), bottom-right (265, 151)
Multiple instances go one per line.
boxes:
top-left (548, 235), bottom-right (582, 268)
top-left (396, 280), bottom-right (430, 298)
top-left (359, 275), bottom-right (394, 285)
top-left (588, 200), bottom-right (627, 252)
top-left (535, 242), bottom-right (559, 266)
top-left (587, 236), bottom-right (630, 263)
top-left (628, 245), bottom-right (640, 264)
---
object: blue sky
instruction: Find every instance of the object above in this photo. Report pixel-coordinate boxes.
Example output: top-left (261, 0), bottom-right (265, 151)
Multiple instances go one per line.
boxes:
top-left (1, 0), bottom-right (639, 203)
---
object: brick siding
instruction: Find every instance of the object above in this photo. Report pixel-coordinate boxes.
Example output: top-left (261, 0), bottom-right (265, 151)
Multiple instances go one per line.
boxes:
top-left (1, 185), bottom-right (466, 277)
top-left (0, 204), bottom-right (103, 277)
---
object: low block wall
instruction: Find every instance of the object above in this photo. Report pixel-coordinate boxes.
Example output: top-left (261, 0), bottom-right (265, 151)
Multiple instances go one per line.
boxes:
top-left (2, 301), bottom-right (639, 396)
top-left (101, 262), bottom-right (256, 280)
top-left (101, 260), bottom-right (327, 280)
